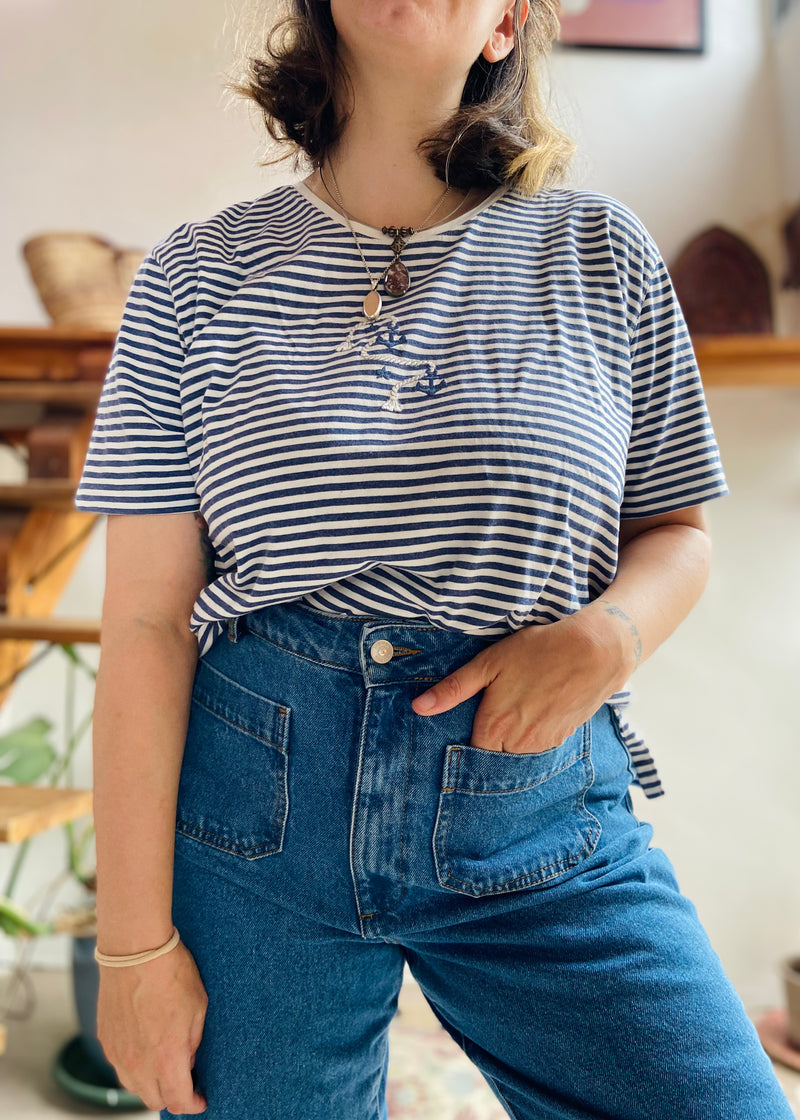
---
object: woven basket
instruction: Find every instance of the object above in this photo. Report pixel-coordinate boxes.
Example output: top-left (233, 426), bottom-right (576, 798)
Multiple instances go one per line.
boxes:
top-left (115, 247), bottom-right (147, 296)
top-left (22, 232), bottom-right (145, 330)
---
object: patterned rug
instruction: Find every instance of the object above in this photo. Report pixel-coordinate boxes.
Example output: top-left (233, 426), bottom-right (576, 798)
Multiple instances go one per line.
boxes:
top-left (386, 1016), bottom-right (800, 1119)
top-left (386, 1020), bottom-right (508, 1120)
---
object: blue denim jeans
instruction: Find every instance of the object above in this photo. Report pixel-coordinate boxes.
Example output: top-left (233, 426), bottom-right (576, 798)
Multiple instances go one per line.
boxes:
top-left (163, 599), bottom-right (791, 1119)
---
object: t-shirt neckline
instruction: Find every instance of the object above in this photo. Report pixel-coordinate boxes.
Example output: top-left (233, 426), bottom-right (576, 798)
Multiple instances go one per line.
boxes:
top-left (291, 178), bottom-right (511, 244)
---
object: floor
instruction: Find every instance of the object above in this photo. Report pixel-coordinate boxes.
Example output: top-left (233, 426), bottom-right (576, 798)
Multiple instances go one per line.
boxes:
top-left (1, 967), bottom-right (799, 1118)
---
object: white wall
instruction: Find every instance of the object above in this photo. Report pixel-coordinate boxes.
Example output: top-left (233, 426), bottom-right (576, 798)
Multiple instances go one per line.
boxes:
top-left (1, 0), bottom-right (798, 1012)
top-left (0, 0), bottom-right (286, 324)
top-left (774, 1), bottom-right (800, 202)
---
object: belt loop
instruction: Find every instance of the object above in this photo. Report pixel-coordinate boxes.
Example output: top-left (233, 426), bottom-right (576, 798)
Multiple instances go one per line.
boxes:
top-left (228, 617), bottom-right (239, 643)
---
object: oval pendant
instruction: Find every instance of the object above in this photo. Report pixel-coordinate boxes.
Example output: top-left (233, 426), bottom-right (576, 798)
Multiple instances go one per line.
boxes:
top-left (363, 287), bottom-right (382, 319)
top-left (385, 259), bottom-right (410, 297)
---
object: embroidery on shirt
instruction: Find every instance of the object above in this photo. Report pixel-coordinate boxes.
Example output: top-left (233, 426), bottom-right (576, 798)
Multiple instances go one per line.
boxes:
top-left (334, 314), bottom-right (445, 412)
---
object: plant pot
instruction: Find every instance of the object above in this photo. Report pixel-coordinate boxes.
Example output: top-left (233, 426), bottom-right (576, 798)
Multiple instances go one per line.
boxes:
top-left (56, 937), bottom-right (149, 1110)
top-left (783, 955), bottom-right (800, 1050)
top-left (71, 933), bottom-right (119, 1080)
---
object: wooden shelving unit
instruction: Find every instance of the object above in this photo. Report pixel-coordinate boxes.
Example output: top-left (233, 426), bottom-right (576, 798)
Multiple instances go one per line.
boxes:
top-left (0, 326), bottom-right (107, 1055)
top-left (0, 326), bottom-right (110, 709)
top-left (694, 335), bottom-right (800, 387)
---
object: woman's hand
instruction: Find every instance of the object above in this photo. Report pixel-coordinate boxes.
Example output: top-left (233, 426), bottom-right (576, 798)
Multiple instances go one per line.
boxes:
top-left (97, 941), bottom-right (209, 1114)
top-left (411, 605), bottom-right (636, 754)
top-left (411, 510), bottom-right (714, 753)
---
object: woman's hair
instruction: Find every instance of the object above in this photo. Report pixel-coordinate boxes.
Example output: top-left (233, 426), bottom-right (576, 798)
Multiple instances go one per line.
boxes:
top-left (229, 0), bottom-right (575, 195)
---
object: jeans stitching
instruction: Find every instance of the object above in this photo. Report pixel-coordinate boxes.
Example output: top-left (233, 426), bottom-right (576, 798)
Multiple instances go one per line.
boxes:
top-left (177, 684), bottom-right (291, 859)
top-left (173, 822), bottom-right (283, 859)
top-left (443, 851), bottom-right (583, 894)
top-left (434, 729), bottom-right (600, 895)
top-left (432, 746), bottom-right (460, 889)
top-left (244, 627), bottom-right (360, 674)
top-left (577, 719), bottom-right (602, 859)
top-left (199, 654), bottom-right (294, 708)
top-left (481, 1072), bottom-right (521, 1120)
top-left (349, 686), bottom-right (376, 932)
top-left (394, 717), bottom-right (414, 904)
top-left (190, 692), bottom-right (288, 751)
top-left (442, 740), bottom-right (590, 794)
top-left (243, 627), bottom-right (446, 681)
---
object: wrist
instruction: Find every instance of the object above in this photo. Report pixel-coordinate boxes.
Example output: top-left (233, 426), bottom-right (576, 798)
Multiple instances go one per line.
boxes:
top-left (571, 600), bottom-right (641, 684)
top-left (95, 919), bottom-right (176, 957)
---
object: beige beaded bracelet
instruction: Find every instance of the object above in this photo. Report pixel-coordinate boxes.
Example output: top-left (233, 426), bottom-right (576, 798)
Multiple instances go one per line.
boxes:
top-left (94, 925), bottom-right (181, 967)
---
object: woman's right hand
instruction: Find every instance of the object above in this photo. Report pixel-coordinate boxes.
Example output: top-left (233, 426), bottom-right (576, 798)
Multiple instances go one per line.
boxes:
top-left (97, 941), bottom-right (209, 1115)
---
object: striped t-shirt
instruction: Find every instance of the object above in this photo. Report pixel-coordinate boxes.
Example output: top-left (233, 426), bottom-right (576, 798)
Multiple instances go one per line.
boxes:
top-left (75, 179), bottom-right (729, 799)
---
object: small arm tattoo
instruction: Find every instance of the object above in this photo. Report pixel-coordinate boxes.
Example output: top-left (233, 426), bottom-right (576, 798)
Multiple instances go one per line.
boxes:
top-left (194, 513), bottom-right (216, 584)
top-left (602, 604), bottom-right (643, 668)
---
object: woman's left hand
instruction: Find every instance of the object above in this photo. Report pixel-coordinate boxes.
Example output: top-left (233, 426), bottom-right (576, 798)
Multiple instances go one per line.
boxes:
top-left (410, 607), bottom-right (633, 754)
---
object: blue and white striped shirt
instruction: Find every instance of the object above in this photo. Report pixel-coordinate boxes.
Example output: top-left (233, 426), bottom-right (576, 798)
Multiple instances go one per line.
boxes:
top-left (75, 180), bottom-right (729, 798)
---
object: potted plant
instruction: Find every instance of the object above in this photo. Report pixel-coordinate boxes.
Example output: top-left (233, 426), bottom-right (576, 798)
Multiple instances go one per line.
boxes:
top-left (0, 643), bottom-right (144, 1108)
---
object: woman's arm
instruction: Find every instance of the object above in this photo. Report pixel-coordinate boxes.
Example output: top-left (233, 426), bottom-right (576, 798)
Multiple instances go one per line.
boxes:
top-left (93, 511), bottom-right (210, 953)
top-left (410, 504), bottom-right (714, 753)
top-left (566, 503), bottom-right (712, 689)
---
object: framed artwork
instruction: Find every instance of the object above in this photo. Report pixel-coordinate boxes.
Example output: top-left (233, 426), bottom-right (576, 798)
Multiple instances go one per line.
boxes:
top-left (557, 0), bottom-right (705, 54)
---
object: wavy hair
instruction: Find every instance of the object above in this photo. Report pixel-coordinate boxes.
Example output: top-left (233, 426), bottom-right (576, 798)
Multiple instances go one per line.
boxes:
top-left (229, 0), bottom-right (575, 195)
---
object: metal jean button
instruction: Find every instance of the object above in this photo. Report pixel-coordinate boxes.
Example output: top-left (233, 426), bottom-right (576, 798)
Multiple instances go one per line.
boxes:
top-left (369, 639), bottom-right (394, 664)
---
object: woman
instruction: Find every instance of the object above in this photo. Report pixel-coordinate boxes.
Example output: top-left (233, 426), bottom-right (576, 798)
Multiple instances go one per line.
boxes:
top-left (75, 2), bottom-right (793, 1118)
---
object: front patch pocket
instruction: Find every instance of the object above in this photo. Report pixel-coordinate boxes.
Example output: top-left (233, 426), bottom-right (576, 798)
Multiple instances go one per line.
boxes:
top-left (433, 721), bottom-right (600, 897)
top-left (175, 659), bottom-right (291, 860)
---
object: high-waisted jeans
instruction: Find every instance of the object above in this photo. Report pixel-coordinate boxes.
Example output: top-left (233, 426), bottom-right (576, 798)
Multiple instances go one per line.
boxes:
top-left (163, 599), bottom-right (792, 1120)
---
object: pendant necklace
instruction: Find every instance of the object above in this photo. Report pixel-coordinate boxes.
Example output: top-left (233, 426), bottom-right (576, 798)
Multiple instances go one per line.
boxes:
top-left (321, 160), bottom-right (474, 321)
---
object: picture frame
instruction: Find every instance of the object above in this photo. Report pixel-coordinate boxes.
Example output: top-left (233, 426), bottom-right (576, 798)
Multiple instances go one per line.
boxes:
top-left (556, 0), bottom-right (706, 55)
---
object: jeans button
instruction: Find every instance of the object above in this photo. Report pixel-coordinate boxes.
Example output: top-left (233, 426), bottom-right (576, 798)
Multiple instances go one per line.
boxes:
top-left (370, 639), bottom-right (394, 664)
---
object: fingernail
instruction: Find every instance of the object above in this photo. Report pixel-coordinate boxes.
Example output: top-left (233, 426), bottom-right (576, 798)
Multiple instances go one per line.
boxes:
top-left (415, 691), bottom-right (436, 711)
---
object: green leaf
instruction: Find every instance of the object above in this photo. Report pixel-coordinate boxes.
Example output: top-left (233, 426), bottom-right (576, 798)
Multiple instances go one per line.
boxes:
top-left (0, 741), bottom-right (57, 783)
top-left (0, 717), bottom-right (54, 760)
top-left (0, 895), bottom-right (51, 937)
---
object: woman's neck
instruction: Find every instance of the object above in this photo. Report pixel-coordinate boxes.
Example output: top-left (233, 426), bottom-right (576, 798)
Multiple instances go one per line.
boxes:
top-left (301, 54), bottom-right (490, 231)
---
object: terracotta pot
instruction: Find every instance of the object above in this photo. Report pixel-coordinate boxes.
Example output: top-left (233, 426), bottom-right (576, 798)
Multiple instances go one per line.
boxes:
top-left (783, 955), bottom-right (800, 1049)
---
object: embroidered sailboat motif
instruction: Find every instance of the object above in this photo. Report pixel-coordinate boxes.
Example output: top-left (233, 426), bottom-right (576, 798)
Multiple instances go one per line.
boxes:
top-left (335, 315), bottom-right (445, 412)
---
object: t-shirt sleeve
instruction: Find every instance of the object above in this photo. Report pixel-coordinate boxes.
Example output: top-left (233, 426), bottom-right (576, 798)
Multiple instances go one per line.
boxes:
top-left (620, 242), bottom-right (729, 518)
top-left (74, 251), bottom-right (200, 515)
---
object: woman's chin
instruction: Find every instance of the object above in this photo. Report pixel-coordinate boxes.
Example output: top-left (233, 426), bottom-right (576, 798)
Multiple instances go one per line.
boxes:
top-left (333, 1), bottom-right (444, 59)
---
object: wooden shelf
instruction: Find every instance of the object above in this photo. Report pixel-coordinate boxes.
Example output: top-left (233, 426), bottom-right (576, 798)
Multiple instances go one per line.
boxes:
top-left (0, 479), bottom-right (78, 510)
top-left (0, 380), bottom-right (101, 405)
top-left (0, 326), bottom-right (115, 383)
top-left (0, 326), bottom-right (116, 344)
top-left (0, 617), bottom-right (100, 644)
top-left (694, 335), bottom-right (800, 387)
top-left (0, 785), bottom-right (93, 844)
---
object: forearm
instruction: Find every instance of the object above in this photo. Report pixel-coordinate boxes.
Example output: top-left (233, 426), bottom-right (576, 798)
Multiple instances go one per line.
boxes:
top-left (92, 619), bottom-right (198, 954)
top-left (577, 522), bottom-right (712, 688)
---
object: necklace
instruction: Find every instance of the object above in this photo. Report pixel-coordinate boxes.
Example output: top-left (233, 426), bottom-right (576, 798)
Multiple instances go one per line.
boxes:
top-left (322, 160), bottom-right (472, 320)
